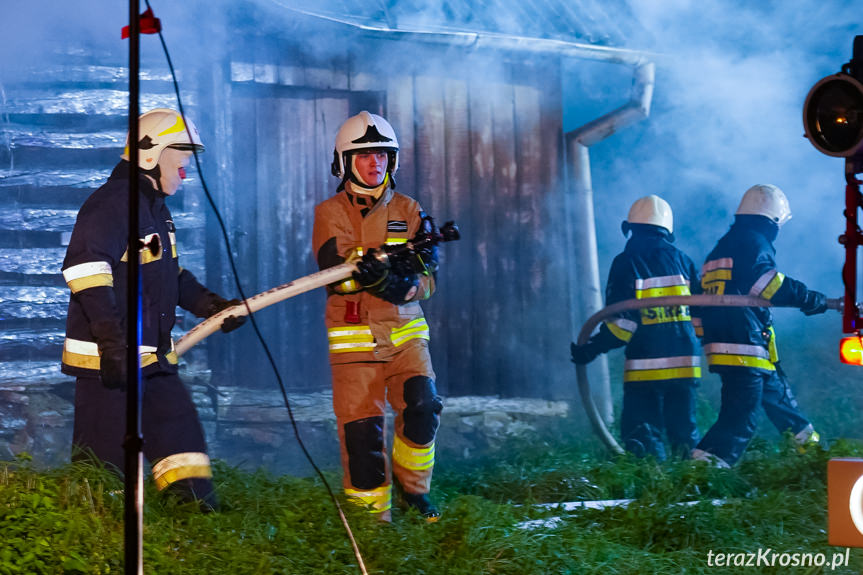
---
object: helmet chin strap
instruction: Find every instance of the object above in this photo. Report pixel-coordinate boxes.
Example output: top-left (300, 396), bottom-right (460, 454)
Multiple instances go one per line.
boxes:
top-left (348, 172), bottom-right (390, 199)
top-left (142, 164), bottom-right (165, 195)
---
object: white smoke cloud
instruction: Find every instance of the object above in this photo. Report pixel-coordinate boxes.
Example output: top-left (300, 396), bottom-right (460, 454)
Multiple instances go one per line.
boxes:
top-left (578, 0), bottom-right (862, 292)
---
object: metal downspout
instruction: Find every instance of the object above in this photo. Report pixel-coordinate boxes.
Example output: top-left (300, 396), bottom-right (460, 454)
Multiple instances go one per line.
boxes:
top-left (565, 62), bottom-right (655, 424)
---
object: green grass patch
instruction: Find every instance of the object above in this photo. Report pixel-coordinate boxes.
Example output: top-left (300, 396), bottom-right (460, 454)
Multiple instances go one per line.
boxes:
top-left (2, 438), bottom-right (863, 574)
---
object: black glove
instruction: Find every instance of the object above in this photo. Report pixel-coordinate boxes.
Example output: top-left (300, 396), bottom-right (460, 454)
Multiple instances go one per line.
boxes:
top-left (800, 290), bottom-right (828, 316)
top-left (207, 298), bottom-right (247, 333)
top-left (414, 216), bottom-right (440, 274)
top-left (99, 346), bottom-right (128, 391)
top-left (375, 273), bottom-right (420, 304)
top-left (353, 249), bottom-right (390, 289)
top-left (570, 341), bottom-right (601, 365)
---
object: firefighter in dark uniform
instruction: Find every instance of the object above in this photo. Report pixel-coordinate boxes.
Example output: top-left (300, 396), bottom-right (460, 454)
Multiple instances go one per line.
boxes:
top-left (61, 108), bottom-right (244, 508)
top-left (692, 184), bottom-right (827, 467)
top-left (571, 195), bottom-right (702, 459)
top-left (312, 111), bottom-right (442, 522)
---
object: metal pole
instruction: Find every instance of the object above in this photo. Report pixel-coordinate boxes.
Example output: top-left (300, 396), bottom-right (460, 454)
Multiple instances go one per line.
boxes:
top-left (843, 160), bottom-right (862, 333)
top-left (564, 62), bottom-right (655, 424)
top-left (566, 142), bottom-right (613, 422)
top-left (125, 2), bottom-right (144, 574)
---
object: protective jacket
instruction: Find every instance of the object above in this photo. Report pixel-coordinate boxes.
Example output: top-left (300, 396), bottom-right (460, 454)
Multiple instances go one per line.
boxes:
top-left (593, 226), bottom-right (702, 384)
top-left (61, 161), bottom-right (220, 378)
top-left (700, 215), bottom-right (819, 373)
top-left (312, 185), bottom-right (435, 364)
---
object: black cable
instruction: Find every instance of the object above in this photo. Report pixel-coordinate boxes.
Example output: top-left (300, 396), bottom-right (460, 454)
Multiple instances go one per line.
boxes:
top-left (143, 3), bottom-right (368, 572)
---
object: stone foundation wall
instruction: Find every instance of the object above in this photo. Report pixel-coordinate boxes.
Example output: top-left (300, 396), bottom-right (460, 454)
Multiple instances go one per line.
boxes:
top-left (1, 374), bottom-right (573, 475)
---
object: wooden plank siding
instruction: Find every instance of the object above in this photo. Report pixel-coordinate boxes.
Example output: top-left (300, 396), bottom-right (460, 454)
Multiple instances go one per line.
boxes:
top-left (199, 36), bottom-right (570, 399)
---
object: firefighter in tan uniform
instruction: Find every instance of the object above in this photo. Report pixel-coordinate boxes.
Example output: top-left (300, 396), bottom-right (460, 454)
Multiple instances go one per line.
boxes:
top-left (313, 111), bottom-right (442, 521)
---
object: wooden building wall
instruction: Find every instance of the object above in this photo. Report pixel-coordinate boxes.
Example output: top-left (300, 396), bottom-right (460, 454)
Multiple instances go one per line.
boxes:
top-left (201, 26), bottom-right (574, 399)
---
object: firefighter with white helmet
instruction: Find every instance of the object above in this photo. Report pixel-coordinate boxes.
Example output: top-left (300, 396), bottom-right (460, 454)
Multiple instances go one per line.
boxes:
top-left (571, 195), bottom-right (702, 459)
top-left (692, 184), bottom-right (826, 467)
top-left (62, 108), bottom-right (245, 509)
top-left (313, 111), bottom-right (442, 521)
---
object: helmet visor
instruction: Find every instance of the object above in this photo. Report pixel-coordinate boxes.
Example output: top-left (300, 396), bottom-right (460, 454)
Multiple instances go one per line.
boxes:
top-left (168, 143), bottom-right (204, 152)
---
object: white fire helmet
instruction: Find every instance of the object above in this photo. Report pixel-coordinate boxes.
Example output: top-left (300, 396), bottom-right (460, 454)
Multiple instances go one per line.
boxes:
top-left (331, 111), bottom-right (399, 180)
top-left (627, 194), bottom-right (673, 233)
top-left (736, 184), bottom-right (791, 227)
top-left (122, 108), bottom-right (204, 170)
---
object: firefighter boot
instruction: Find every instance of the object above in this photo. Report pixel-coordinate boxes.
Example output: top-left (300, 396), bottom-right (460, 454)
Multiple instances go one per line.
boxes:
top-left (690, 448), bottom-right (730, 469)
top-left (162, 477), bottom-right (220, 513)
top-left (402, 492), bottom-right (440, 522)
top-left (794, 424), bottom-right (822, 454)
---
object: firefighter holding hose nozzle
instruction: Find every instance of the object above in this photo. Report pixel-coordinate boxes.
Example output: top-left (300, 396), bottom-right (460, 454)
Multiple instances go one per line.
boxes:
top-left (312, 111), bottom-right (443, 522)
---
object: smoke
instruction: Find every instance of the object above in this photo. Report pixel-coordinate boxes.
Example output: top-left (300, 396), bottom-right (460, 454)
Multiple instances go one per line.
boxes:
top-left (573, 0), bottom-right (861, 293)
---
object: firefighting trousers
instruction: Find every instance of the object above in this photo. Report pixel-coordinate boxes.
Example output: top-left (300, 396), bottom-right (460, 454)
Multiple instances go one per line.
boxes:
top-left (72, 373), bottom-right (215, 504)
top-left (330, 341), bottom-right (441, 512)
top-left (696, 367), bottom-right (811, 465)
top-left (620, 379), bottom-right (699, 460)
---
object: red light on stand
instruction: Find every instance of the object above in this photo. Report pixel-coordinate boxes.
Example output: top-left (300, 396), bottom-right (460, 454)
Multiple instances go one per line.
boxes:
top-left (840, 336), bottom-right (863, 365)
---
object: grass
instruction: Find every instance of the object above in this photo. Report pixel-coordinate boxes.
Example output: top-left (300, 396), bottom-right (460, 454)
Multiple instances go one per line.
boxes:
top-left (2, 434), bottom-right (863, 574)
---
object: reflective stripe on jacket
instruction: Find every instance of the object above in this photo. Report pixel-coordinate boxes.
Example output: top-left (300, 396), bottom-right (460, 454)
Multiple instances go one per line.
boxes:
top-left (313, 185), bottom-right (434, 364)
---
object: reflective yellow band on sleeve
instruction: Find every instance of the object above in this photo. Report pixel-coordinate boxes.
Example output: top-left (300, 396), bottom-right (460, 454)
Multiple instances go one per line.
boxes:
top-left (750, 270), bottom-right (785, 300)
top-left (140, 351), bottom-right (178, 367)
top-left (385, 237), bottom-right (408, 245)
top-left (391, 318), bottom-right (430, 347)
top-left (328, 326), bottom-right (375, 353)
top-left (62, 338), bottom-right (101, 370)
top-left (392, 436), bottom-right (435, 471)
top-left (605, 318), bottom-right (636, 343)
top-left (345, 485), bottom-right (392, 513)
top-left (152, 452), bottom-right (212, 490)
top-left (67, 274), bottom-right (114, 293)
top-left (63, 262), bottom-right (114, 293)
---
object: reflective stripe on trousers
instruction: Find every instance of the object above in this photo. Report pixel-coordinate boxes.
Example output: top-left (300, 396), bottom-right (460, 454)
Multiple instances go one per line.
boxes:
top-left (623, 355), bottom-right (701, 382)
top-left (704, 342), bottom-right (776, 371)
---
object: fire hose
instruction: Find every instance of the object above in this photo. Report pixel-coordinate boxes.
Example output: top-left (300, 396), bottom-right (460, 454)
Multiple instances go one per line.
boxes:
top-left (575, 294), bottom-right (843, 455)
top-left (176, 219), bottom-right (460, 356)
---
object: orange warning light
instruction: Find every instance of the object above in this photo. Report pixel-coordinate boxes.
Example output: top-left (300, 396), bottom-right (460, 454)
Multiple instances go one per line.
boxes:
top-left (839, 336), bottom-right (863, 365)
